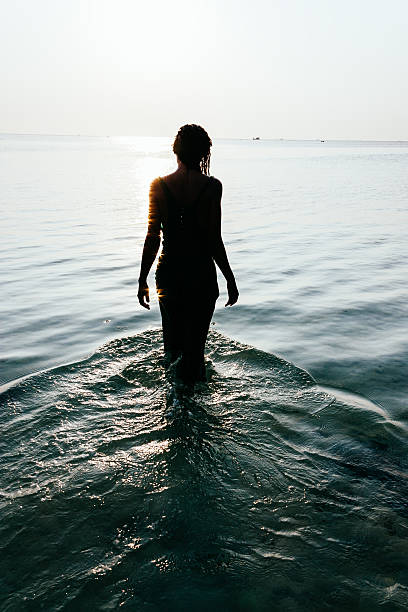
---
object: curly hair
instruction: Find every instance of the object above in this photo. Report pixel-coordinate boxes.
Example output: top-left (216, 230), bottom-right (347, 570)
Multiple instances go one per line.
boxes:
top-left (173, 124), bottom-right (212, 175)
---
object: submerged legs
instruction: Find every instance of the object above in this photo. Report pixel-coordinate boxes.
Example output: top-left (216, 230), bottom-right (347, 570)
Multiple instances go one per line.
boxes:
top-left (158, 295), bottom-right (216, 383)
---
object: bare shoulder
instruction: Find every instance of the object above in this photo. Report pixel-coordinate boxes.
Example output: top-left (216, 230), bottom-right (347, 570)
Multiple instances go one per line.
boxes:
top-left (209, 176), bottom-right (222, 197)
top-left (150, 177), bottom-right (162, 189)
top-left (149, 177), bottom-right (163, 198)
top-left (160, 171), bottom-right (177, 183)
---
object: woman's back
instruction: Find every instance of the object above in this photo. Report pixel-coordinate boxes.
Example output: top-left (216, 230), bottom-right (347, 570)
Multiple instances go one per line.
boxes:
top-left (155, 171), bottom-right (220, 234)
top-left (161, 169), bottom-right (214, 202)
top-left (158, 172), bottom-right (219, 259)
top-left (155, 171), bottom-right (220, 298)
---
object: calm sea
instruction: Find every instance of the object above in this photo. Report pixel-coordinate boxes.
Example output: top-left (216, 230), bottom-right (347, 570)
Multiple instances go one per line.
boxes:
top-left (1, 135), bottom-right (407, 611)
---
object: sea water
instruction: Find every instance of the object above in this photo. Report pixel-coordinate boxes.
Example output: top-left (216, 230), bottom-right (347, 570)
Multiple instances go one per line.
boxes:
top-left (1, 135), bottom-right (407, 610)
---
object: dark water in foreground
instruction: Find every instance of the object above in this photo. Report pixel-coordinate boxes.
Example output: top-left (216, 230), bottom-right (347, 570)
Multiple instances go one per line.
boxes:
top-left (1, 331), bottom-right (408, 611)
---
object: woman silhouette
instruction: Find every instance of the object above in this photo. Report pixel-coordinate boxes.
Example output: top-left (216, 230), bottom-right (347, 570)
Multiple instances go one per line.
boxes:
top-left (138, 124), bottom-right (238, 383)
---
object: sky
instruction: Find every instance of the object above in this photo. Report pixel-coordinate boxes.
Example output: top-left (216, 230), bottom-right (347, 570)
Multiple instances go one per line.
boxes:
top-left (0, 0), bottom-right (407, 139)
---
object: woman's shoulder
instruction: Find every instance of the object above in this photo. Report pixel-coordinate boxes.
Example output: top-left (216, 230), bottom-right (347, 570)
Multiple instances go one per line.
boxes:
top-left (151, 176), bottom-right (164, 186)
top-left (206, 176), bottom-right (222, 201)
top-left (151, 173), bottom-right (221, 189)
top-left (209, 175), bottom-right (222, 192)
top-left (149, 173), bottom-right (222, 204)
top-left (149, 176), bottom-right (165, 196)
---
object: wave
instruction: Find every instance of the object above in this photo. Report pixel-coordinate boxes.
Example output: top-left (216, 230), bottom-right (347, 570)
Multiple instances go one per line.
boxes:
top-left (1, 330), bottom-right (407, 611)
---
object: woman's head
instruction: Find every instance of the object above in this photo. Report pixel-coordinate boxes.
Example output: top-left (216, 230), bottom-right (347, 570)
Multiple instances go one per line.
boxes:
top-left (173, 124), bottom-right (212, 175)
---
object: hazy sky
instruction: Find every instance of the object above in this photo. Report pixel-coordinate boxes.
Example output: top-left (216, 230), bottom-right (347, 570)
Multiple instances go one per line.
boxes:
top-left (1, 0), bottom-right (407, 139)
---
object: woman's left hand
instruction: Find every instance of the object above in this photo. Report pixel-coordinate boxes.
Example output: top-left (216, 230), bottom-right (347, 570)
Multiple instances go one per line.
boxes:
top-left (138, 281), bottom-right (150, 309)
top-left (225, 279), bottom-right (239, 306)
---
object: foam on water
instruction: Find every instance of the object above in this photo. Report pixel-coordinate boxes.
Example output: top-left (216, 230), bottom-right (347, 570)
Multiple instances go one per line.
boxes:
top-left (1, 331), bottom-right (407, 611)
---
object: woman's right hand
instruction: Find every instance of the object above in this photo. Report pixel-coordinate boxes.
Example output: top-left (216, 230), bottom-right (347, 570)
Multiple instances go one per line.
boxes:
top-left (225, 279), bottom-right (239, 307)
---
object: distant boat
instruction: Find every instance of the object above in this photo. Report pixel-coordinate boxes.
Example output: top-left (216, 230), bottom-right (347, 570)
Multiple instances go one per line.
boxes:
top-left (252, 136), bottom-right (260, 140)
top-left (320, 139), bottom-right (325, 142)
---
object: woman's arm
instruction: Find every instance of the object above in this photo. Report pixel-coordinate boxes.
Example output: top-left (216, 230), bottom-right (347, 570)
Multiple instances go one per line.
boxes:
top-left (138, 179), bottom-right (161, 309)
top-left (209, 180), bottom-right (239, 306)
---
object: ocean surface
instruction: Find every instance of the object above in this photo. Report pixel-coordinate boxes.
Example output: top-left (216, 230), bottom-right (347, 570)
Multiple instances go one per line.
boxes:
top-left (1, 134), bottom-right (407, 611)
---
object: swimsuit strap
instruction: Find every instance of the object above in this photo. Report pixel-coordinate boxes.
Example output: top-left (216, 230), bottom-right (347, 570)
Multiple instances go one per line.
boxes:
top-left (191, 177), bottom-right (213, 207)
top-left (159, 177), bottom-right (177, 205)
top-left (159, 176), bottom-right (213, 210)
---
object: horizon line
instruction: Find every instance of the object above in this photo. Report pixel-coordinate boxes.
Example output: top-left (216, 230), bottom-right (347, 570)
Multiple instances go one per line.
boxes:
top-left (1, 131), bottom-right (408, 143)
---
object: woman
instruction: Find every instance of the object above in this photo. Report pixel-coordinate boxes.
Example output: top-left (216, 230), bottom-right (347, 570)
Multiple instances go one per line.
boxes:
top-left (138, 124), bottom-right (238, 383)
